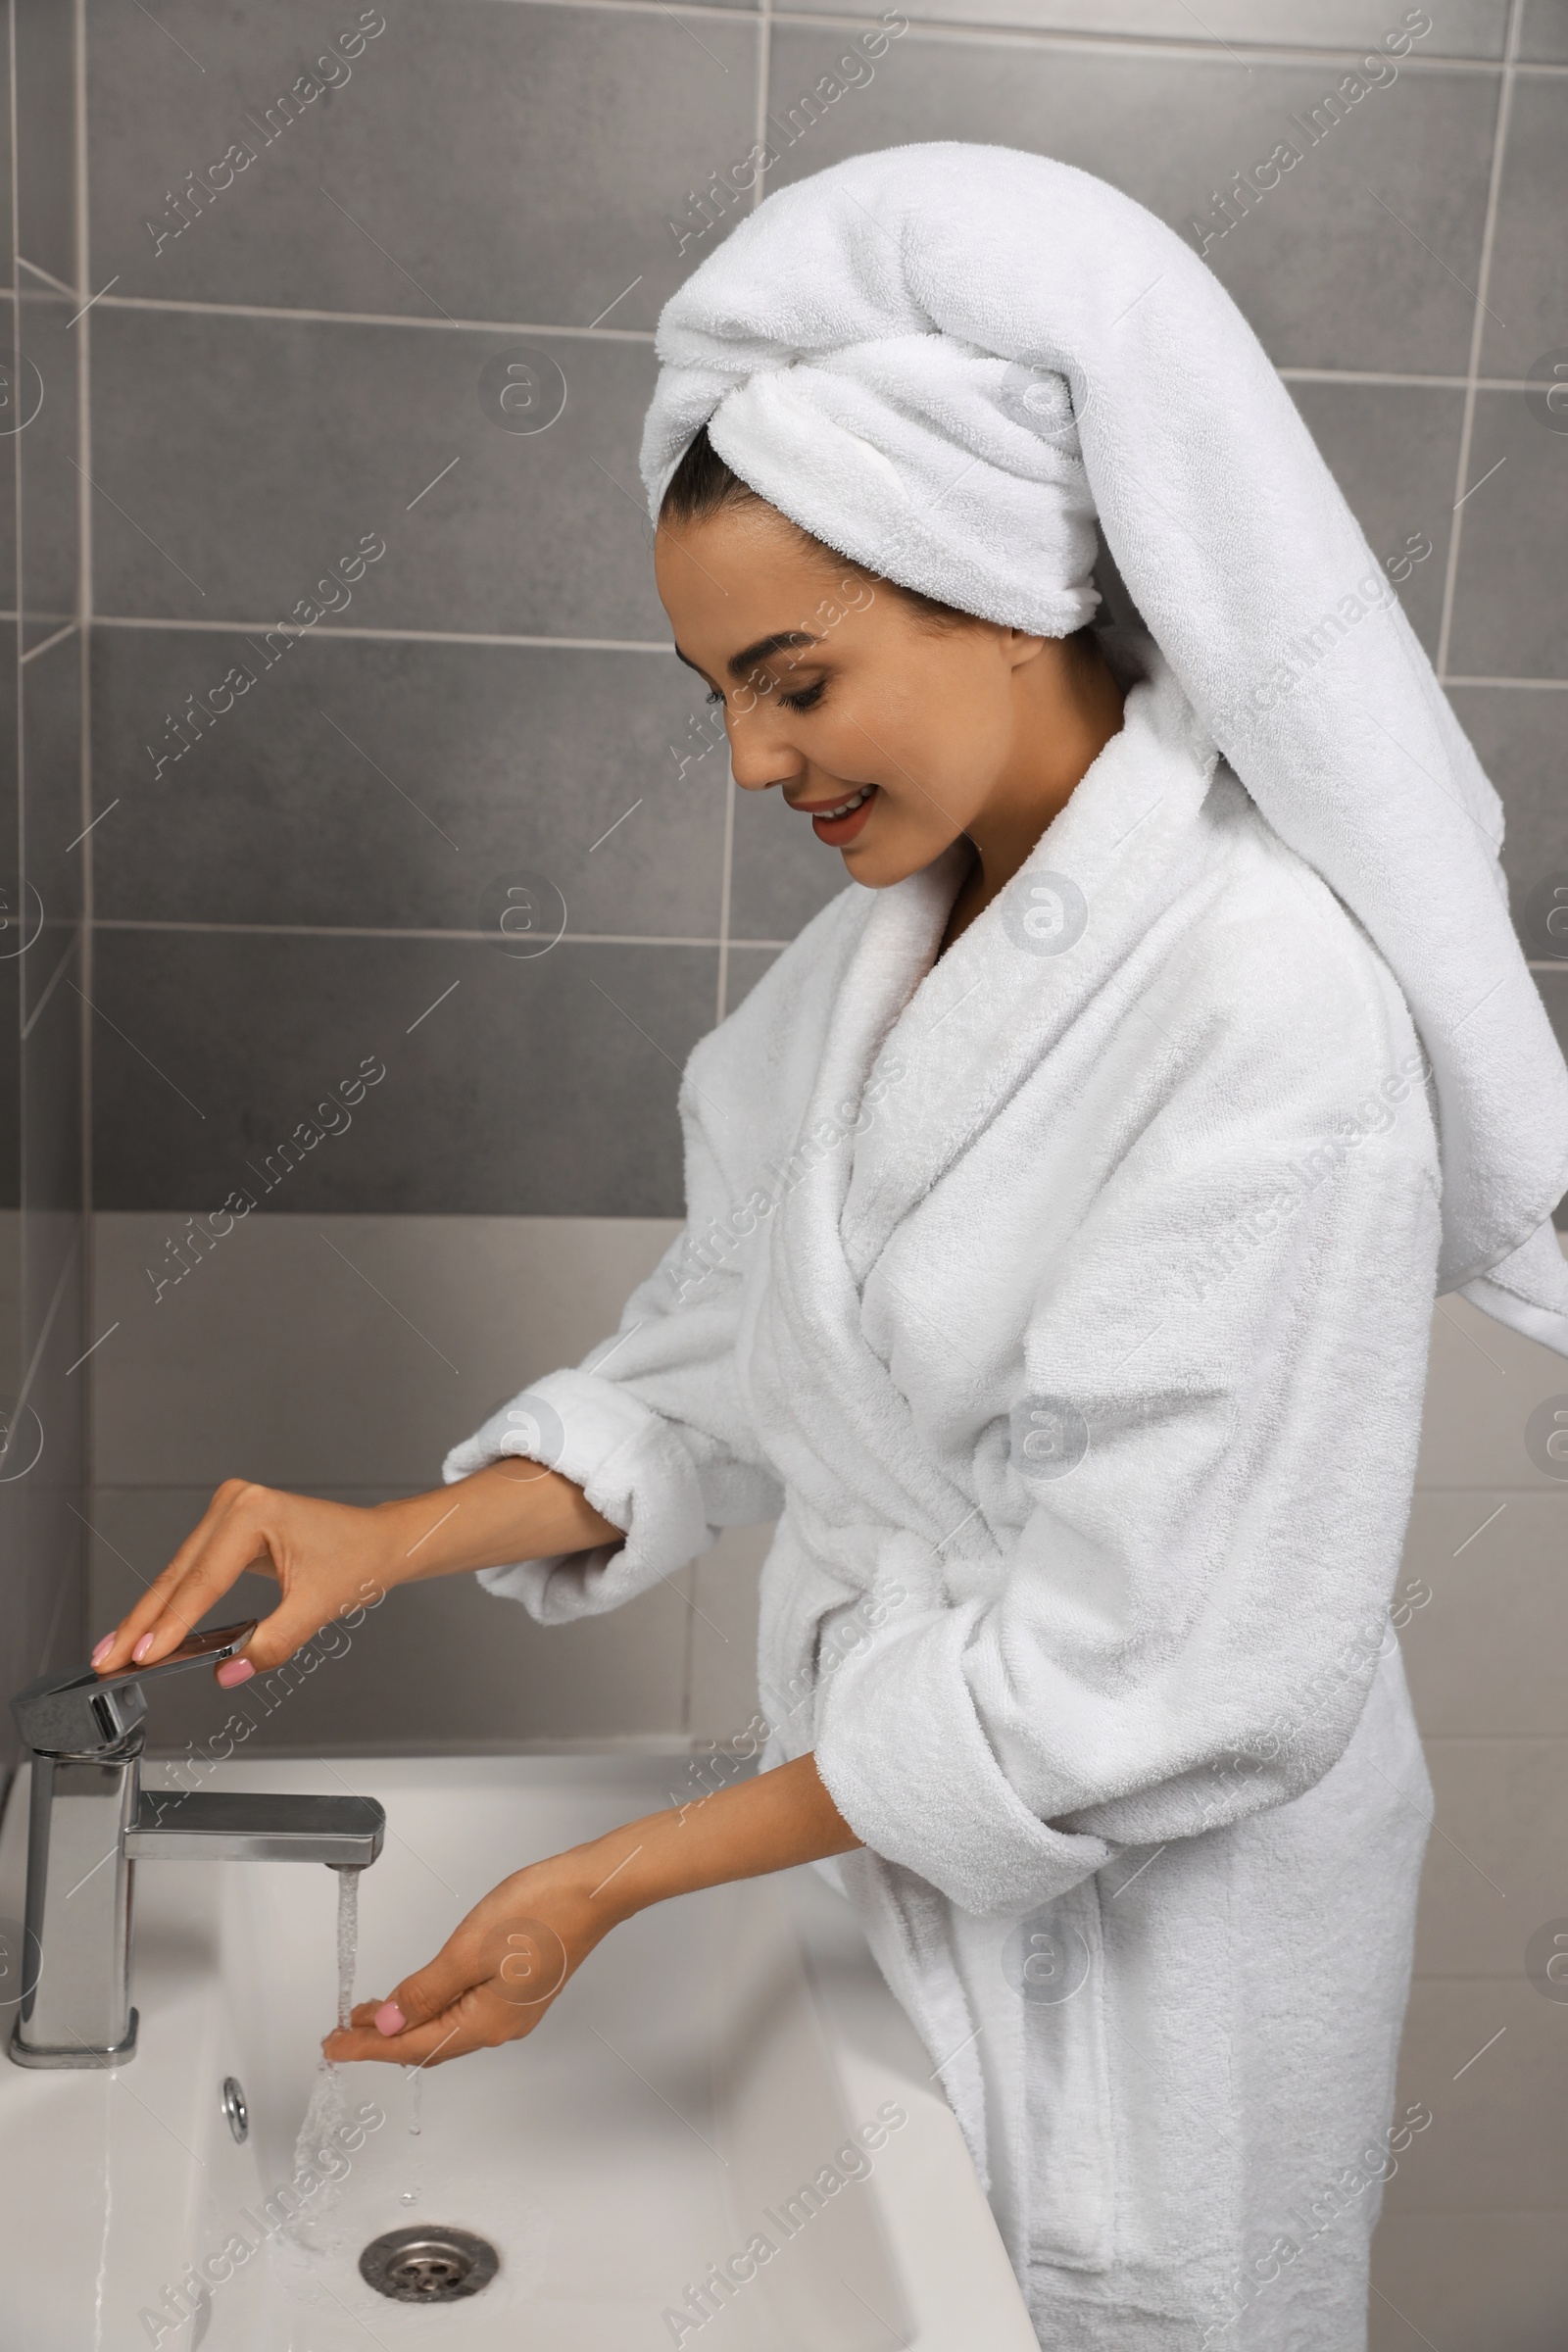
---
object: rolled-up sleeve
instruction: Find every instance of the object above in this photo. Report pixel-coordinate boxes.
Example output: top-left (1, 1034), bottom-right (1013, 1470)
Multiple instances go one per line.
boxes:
top-left (442, 1056), bottom-right (787, 1624)
top-left (810, 1090), bottom-right (1444, 1920)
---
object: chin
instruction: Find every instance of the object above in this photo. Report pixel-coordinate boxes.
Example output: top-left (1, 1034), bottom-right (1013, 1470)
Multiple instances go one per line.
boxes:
top-left (842, 842), bottom-right (922, 888)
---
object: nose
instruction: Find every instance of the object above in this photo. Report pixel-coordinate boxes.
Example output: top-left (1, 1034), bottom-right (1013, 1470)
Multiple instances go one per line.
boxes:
top-left (723, 704), bottom-right (805, 797)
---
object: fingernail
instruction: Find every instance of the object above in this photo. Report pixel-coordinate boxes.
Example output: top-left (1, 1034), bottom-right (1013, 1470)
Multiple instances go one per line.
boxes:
top-left (131, 1634), bottom-right (154, 1662)
top-left (91, 1637), bottom-right (113, 1667)
top-left (374, 2001), bottom-right (405, 2036)
top-left (216, 1657), bottom-right (254, 1689)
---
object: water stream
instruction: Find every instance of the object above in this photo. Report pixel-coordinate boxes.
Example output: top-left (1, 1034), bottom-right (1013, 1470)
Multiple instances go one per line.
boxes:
top-left (281, 1866), bottom-right (362, 2253)
top-left (400, 2063), bottom-right (424, 2207)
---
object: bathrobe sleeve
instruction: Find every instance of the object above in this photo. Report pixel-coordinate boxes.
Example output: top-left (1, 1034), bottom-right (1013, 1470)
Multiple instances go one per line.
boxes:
top-left (440, 1198), bottom-right (786, 1626)
top-left (436, 900), bottom-right (870, 1622)
top-left (808, 1004), bottom-right (1446, 1919)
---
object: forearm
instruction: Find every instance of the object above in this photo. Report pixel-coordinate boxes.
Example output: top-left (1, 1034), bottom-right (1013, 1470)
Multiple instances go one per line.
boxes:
top-left (376, 1458), bottom-right (624, 1589)
top-left (332, 1751), bottom-right (865, 2067)
top-left (572, 1752), bottom-right (862, 1927)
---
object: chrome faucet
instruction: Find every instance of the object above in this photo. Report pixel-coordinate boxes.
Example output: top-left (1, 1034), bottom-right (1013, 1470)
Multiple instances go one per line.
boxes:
top-left (7, 1620), bottom-right (384, 2069)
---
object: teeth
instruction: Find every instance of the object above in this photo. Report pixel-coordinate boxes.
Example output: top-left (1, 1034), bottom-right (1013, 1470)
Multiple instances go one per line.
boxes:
top-left (820, 785), bottom-right (872, 820)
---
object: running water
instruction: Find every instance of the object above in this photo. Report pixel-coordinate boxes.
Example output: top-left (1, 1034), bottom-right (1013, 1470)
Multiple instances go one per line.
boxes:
top-left (282, 1866), bottom-right (363, 2251)
top-left (400, 2063), bottom-right (424, 2206)
top-left (334, 1863), bottom-right (359, 2034)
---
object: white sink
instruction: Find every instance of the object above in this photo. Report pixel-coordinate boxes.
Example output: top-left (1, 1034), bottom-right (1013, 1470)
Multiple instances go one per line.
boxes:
top-left (0, 1753), bottom-right (1036, 2349)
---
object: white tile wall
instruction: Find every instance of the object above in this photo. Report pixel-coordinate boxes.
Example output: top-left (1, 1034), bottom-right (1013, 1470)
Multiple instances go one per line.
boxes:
top-left (86, 1210), bottom-right (770, 1758)
top-left (88, 1213), bottom-right (1568, 2338)
top-left (1372, 1278), bottom-right (1568, 2351)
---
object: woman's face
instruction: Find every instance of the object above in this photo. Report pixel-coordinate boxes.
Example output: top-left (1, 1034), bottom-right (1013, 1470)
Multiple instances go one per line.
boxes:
top-left (654, 498), bottom-right (1085, 889)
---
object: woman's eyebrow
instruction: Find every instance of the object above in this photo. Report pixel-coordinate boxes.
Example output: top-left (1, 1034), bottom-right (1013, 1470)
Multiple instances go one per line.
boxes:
top-left (672, 629), bottom-right (824, 689)
top-left (726, 629), bottom-right (821, 679)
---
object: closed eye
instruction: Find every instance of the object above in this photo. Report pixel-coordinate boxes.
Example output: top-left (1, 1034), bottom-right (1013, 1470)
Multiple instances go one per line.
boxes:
top-left (708, 678), bottom-right (826, 713)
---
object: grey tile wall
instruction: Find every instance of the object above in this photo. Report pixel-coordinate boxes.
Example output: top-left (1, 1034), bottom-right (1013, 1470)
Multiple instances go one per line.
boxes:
top-left (13, 0), bottom-right (73, 288)
top-left (85, 0), bottom-right (759, 326)
top-left (767, 27), bottom-right (1500, 374)
top-left (89, 927), bottom-right (718, 1213)
top-left (80, 0), bottom-right (1567, 1228)
top-left (1518, 0), bottom-right (1568, 61)
top-left (1, 0), bottom-right (89, 1785)
top-left (90, 631), bottom-right (730, 933)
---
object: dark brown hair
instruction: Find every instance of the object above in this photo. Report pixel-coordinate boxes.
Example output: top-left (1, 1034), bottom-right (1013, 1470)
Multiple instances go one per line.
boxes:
top-left (661, 421), bottom-right (1101, 662)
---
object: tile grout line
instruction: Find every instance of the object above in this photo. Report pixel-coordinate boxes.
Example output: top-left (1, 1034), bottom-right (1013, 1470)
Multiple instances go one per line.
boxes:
top-left (715, 765), bottom-right (737, 1023)
top-left (704, 0), bottom-right (768, 1040)
top-left (21, 924), bottom-right (80, 1043)
top-left (91, 615), bottom-right (679, 651)
top-left (75, 0), bottom-right (98, 1632)
top-left (1280, 368), bottom-right (1537, 391)
top-left (754, 0), bottom-right (773, 174)
top-left (1435, 0), bottom-right (1523, 683)
top-left (92, 290), bottom-right (657, 340)
top-left (19, 616), bottom-right (78, 665)
top-left (1419, 1733), bottom-right (1568, 1742)
top-left (8, 0), bottom-right (20, 1186)
top-left (91, 919), bottom-right (795, 947)
top-left (80, 612), bottom-right (1568, 683)
top-left (76, 290), bottom-right (1548, 403)
top-left (363, 0), bottom-right (1563, 75)
top-left (17, 251), bottom-right (74, 297)
top-left (774, 11), bottom-right (1548, 73)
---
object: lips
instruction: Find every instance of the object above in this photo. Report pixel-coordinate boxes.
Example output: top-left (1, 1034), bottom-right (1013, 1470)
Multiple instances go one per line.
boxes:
top-left (792, 782), bottom-right (879, 847)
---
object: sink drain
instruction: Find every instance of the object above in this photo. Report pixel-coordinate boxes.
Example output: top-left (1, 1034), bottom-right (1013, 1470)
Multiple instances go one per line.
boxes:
top-left (359, 2225), bottom-right (500, 2303)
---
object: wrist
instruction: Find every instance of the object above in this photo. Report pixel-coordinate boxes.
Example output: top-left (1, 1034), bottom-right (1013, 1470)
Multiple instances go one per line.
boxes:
top-left (369, 1488), bottom-right (476, 1586)
top-left (567, 1819), bottom-right (672, 1930)
top-left (354, 1495), bottom-right (426, 1596)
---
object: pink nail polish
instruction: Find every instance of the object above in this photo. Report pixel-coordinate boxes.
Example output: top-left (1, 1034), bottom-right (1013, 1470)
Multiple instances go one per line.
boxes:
top-left (131, 1634), bottom-right (154, 1662)
top-left (91, 1637), bottom-right (113, 1667)
top-left (374, 2001), bottom-right (405, 2036)
top-left (216, 1657), bottom-right (254, 1689)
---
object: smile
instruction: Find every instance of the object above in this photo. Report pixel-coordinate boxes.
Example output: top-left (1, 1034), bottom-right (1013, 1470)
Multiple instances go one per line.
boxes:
top-left (792, 782), bottom-right (880, 847)
top-left (808, 785), bottom-right (873, 819)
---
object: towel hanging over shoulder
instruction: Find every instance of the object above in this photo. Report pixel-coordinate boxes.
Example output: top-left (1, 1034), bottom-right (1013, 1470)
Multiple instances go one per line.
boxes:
top-left (639, 139), bottom-right (1568, 1352)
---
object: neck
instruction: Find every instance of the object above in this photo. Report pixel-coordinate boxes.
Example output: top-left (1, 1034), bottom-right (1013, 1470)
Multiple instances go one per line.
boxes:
top-left (940, 641), bottom-right (1127, 955)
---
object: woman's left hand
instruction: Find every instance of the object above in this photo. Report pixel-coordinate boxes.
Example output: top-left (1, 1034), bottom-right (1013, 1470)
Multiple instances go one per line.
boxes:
top-left (321, 1753), bottom-right (861, 2068)
top-left (323, 1849), bottom-right (613, 2068)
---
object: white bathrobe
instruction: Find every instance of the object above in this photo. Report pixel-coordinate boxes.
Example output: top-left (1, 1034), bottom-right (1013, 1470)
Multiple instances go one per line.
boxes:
top-left (446, 631), bottom-right (1444, 2351)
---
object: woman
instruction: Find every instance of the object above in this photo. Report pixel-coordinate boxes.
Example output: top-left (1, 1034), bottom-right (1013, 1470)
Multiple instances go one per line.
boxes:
top-left (92, 146), bottom-right (1568, 2349)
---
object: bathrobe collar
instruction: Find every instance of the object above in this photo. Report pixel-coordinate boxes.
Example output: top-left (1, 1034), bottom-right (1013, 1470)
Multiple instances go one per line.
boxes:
top-left (746, 628), bottom-right (1221, 1561)
top-left (829, 627), bottom-right (1218, 1281)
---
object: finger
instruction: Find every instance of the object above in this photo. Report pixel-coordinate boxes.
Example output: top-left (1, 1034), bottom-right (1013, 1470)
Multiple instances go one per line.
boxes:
top-left (91, 1483), bottom-right (272, 1674)
top-left (368, 1944), bottom-right (487, 2038)
top-left (89, 1494), bottom-right (238, 1672)
top-left (234, 1580), bottom-right (348, 1676)
top-left (110, 1496), bottom-right (329, 1682)
top-left (322, 2002), bottom-right (492, 2069)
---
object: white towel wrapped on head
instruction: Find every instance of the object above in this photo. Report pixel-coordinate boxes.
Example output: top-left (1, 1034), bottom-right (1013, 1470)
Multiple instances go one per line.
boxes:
top-left (641, 139), bottom-right (1568, 1346)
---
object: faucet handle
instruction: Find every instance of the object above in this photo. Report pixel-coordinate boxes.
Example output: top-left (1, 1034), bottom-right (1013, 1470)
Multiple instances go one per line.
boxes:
top-left (12, 1620), bottom-right (260, 1757)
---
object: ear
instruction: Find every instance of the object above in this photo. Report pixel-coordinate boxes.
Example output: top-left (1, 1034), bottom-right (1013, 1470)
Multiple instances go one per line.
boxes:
top-left (1003, 628), bottom-right (1051, 670)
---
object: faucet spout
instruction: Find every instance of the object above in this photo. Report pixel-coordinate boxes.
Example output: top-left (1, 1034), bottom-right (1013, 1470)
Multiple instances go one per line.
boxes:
top-left (7, 1622), bottom-right (385, 2070)
top-left (127, 1788), bottom-right (384, 1866)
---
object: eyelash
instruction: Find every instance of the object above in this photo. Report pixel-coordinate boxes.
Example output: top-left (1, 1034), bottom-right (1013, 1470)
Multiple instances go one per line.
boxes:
top-left (707, 681), bottom-right (826, 713)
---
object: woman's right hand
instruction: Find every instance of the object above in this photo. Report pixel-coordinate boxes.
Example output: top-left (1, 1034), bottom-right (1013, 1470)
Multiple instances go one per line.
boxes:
top-left (87, 1479), bottom-right (405, 1688)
